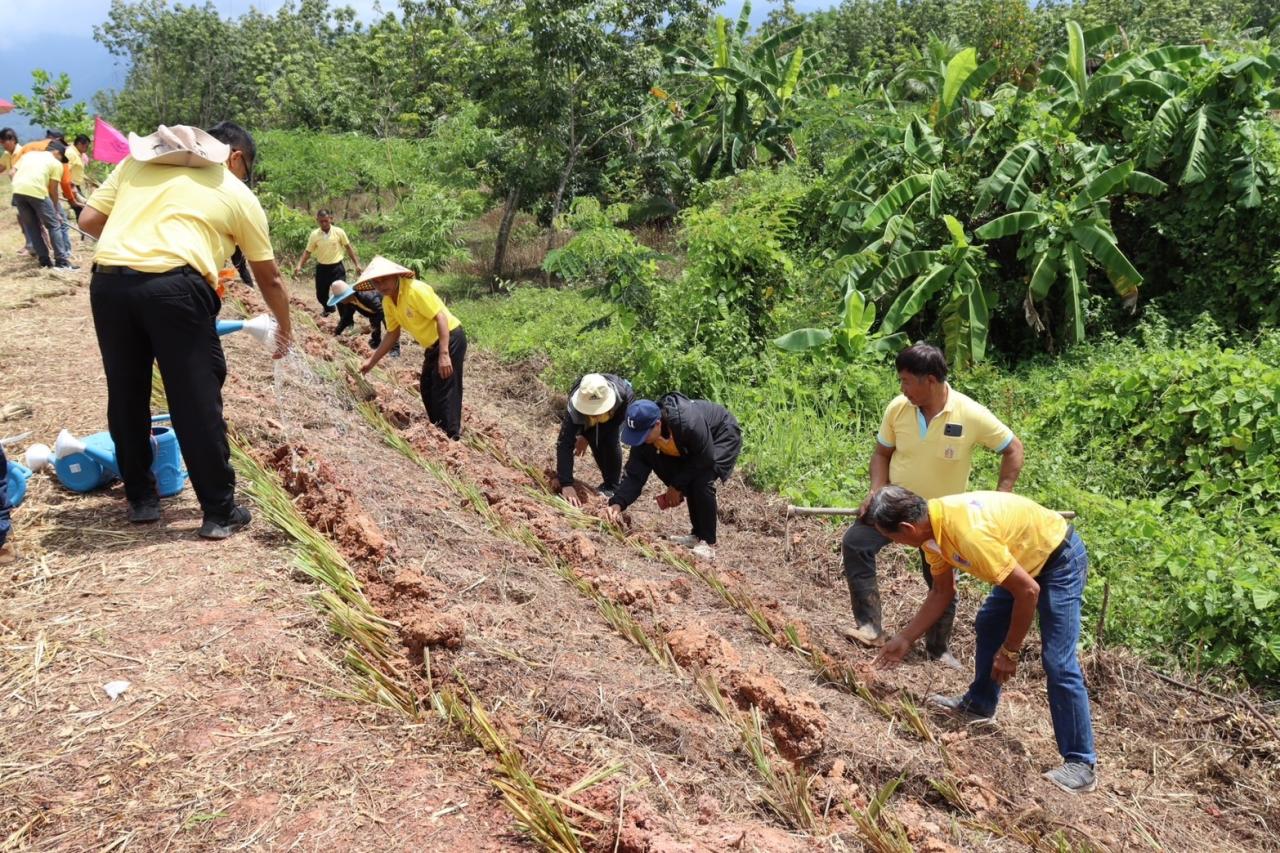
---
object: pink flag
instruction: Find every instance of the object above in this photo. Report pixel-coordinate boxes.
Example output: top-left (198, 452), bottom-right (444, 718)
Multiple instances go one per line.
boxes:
top-left (92, 115), bottom-right (130, 165)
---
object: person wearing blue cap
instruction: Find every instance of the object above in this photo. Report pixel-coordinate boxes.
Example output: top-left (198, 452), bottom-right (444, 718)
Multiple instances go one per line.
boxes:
top-left (327, 280), bottom-right (397, 355)
top-left (603, 394), bottom-right (741, 560)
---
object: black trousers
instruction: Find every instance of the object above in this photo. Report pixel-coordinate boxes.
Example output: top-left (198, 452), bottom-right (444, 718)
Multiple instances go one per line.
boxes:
top-left (90, 268), bottom-right (236, 519)
top-left (335, 303), bottom-right (385, 346)
top-left (420, 326), bottom-right (466, 440)
top-left (315, 261), bottom-right (346, 310)
top-left (841, 518), bottom-right (957, 655)
top-left (584, 419), bottom-right (625, 491)
top-left (649, 458), bottom-right (720, 545)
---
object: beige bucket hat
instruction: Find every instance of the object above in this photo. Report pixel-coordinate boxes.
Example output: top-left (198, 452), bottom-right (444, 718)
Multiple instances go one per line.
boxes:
top-left (354, 256), bottom-right (413, 291)
top-left (128, 125), bottom-right (230, 167)
top-left (570, 374), bottom-right (617, 417)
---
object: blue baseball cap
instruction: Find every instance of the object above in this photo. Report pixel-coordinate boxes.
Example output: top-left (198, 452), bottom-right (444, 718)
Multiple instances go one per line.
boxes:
top-left (621, 400), bottom-right (661, 446)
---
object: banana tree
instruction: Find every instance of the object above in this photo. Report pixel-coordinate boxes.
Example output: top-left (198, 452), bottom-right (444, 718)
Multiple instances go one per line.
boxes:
top-left (888, 36), bottom-right (1000, 134)
top-left (774, 276), bottom-right (908, 359)
top-left (1037, 21), bottom-right (1123, 128)
top-left (975, 158), bottom-right (1165, 343)
top-left (657, 1), bottom-right (848, 179)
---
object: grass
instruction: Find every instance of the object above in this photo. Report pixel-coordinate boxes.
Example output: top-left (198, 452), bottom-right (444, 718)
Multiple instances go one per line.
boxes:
top-left (846, 774), bottom-right (913, 853)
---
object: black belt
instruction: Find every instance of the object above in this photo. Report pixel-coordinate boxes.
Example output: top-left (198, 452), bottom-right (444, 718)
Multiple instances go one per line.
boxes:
top-left (92, 263), bottom-right (199, 277)
top-left (1044, 524), bottom-right (1075, 567)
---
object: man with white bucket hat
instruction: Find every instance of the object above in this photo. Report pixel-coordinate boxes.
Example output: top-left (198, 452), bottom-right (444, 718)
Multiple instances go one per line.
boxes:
top-left (79, 122), bottom-right (293, 540)
top-left (555, 373), bottom-right (634, 506)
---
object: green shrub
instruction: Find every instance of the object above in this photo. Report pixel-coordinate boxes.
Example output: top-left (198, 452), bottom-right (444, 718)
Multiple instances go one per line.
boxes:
top-left (363, 183), bottom-right (468, 276)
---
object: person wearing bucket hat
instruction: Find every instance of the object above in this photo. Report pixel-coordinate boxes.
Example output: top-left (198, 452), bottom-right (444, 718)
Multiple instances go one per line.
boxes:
top-left (78, 121), bottom-right (294, 540)
top-left (327, 280), bottom-right (397, 355)
top-left (357, 257), bottom-right (466, 439)
top-left (294, 210), bottom-right (362, 315)
top-left (555, 373), bottom-right (635, 507)
top-left (603, 394), bottom-right (742, 561)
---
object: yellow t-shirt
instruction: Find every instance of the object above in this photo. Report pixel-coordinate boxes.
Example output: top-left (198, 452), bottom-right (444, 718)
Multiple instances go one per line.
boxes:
top-left (585, 413), bottom-right (611, 428)
top-left (87, 157), bottom-right (274, 288)
top-left (305, 225), bottom-right (351, 265)
top-left (924, 492), bottom-right (1069, 585)
top-left (11, 150), bottom-right (62, 200)
top-left (878, 386), bottom-right (1013, 500)
top-left (66, 146), bottom-right (86, 184)
top-left (383, 278), bottom-right (460, 349)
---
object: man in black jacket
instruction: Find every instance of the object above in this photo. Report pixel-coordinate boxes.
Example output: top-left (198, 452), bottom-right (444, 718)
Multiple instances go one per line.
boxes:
top-left (603, 394), bottom-right (742, 560)
top-left (556, 373), bottom-right (634, 507)
top-left (327, 280), bottom-right (397, 354)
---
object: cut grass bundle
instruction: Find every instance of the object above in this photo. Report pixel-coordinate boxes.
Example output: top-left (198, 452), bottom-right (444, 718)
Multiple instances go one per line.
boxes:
top-left (847, 774), bottom-right (913, 853)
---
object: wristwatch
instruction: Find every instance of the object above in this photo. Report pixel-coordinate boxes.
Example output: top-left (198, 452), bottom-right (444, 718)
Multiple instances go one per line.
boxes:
top-left (998, 645), bottom-right (1020, 662)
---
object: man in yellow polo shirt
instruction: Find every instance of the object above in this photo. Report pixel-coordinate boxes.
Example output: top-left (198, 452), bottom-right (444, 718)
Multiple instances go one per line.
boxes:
top-left (841, 342), bottom-right (1025, 667)
top-left (357, 256), bottom-right (465, 439)
top-left (294, 210), bottom-right (362, 315)
top-left (11, 140), bottom-right (74, 268)
top-left (79, 122), bottom-right (293, 539)
top-left (0, 127), bottom-right (16, 174)
top-left (870, 486), bottom-right (1097, 795)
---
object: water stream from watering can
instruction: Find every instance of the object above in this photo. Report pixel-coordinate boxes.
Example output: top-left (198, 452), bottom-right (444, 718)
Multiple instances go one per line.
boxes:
top-left (270, 347), bottom-right (353, 475)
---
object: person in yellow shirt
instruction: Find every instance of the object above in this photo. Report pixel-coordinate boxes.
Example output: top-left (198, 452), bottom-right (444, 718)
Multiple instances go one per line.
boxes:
top-left (357, 256), bottom-right (465, 439)
top-left (870, 486), bottom-right (1097, 795)
top-left (11, 141), bottom-right (74, 268)
top-left (65, 135), bottom-right (90, 217)
top-left (840, 342), bottom-right (1025, 668)
top-left (79, 122), bottom-right (294, 540)
top-left (293, 210), bottom-right (362, 315)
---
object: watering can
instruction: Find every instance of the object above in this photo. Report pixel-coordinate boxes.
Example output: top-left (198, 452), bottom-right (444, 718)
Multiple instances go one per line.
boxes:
top-left (5, 460), bottom-right (32, 508)
top-left (25, 415), bottom-right (187, 496)
top-left (216, 314), bottom-right (278, 349)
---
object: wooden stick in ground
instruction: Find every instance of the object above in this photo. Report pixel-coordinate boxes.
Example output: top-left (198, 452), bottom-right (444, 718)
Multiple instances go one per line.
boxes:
top-left (786, 505), bottom-right (1077, 520)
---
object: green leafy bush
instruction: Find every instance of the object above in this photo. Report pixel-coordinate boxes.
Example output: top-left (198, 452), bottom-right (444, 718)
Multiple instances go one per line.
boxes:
top-left (364, 183), bottom-right (468, 276)
top-left (543, 222), bottom-right (661, 316)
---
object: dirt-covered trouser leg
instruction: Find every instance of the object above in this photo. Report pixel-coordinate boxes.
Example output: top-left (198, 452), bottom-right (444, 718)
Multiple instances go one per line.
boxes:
top-left (841, 520), bottom-right (890, 633)
top-left (585, 417), bottom-right (624, 490)
top-left (91, 269), bottom-right (236, 518)
top-left (0, 444), bottom-right (11, 548)
top-left (651, 458), bottom-right (719, 544)
top-left (13, 194), bottom-right (52, 265)
top-left (333, 302), bottom-right (356, 335)
top-left (419, 326), bottom-right (467, 440)
top-left (922, 557), bottom-right (958, 657)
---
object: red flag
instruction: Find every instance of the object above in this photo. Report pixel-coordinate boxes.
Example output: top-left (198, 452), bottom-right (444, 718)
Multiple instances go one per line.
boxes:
top-left (92, 115), bottom-right (130, 165)
top-left (0, 98), bottom-right (13, 115)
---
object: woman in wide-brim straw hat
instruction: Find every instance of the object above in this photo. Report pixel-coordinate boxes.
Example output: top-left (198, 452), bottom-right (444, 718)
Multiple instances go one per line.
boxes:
top-left (357, 256), bottom-right (466, 440)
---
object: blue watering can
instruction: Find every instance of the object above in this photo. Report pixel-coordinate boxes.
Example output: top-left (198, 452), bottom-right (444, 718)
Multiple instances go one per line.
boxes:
top-left (25, 414), bottom-right (188, 496)
top-left (6, 460), bottom-right (32, 508)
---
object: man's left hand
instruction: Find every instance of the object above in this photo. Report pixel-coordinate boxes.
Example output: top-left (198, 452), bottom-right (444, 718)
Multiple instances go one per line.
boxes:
top-left (438, 353), bottom-right (453, 379)
top-left (991, 651), bottom-right (1018, 685)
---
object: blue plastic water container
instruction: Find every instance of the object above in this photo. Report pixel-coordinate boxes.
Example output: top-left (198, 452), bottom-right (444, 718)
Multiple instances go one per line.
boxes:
top-left (150, 422), bottom-right (187, 497)
top-left (6, 460), bottom-right (32, 508)
top-left (55, 430), bottom-right (120, 493)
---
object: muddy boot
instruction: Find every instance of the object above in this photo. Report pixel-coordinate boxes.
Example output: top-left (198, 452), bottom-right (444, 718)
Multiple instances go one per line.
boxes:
top-left (924, 606), bottom-right (958, 667)
top-left (843, 576), bottom-right (885, 647)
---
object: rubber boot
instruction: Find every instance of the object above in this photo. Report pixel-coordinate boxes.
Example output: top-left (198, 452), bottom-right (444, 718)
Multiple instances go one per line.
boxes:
top-left (924, 606), bottom-right (956, 659)
top-left (843, 575), bottom-right (884, 646)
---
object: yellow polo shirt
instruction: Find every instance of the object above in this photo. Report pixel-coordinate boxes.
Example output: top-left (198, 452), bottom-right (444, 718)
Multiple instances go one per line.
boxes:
top-left (923, 492), bottom-right (1069, 584)
top-left (878, 386), bottom-right (1013, 500)
top-left (383, 278), bottom-right (460, 349)
top-left (0, 149), bottom-right (13, 174)
top-left (87, 156), bottom-right (274, 288)
top-left (66, 146), bottom-right (86, 184)
top-left (11, 151), bottom-right (62, 200)
top-left (306, 225), bottom-right (351, 265)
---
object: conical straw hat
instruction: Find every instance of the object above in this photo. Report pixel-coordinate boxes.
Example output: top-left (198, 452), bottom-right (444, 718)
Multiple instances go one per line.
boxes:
top-left (354, 256), bottom-right (412, 291)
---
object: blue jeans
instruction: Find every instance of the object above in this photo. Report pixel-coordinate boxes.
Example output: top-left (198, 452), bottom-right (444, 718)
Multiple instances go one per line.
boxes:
top-left (0, 444), bottom-right (11, 548)
top-left (964, 529), bottom-right (1096, 766)
top-left (14, 193), bottom-right (71, 265)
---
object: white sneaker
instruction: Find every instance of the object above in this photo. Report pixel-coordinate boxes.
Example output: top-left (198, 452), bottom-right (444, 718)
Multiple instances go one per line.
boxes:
top-left (668, 534), bottom-right (699, 547)
top-left (691, 543), bottom-right (716, 561)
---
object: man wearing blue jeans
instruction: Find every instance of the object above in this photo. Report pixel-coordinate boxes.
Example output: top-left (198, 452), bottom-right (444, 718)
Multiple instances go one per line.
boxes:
top-left (869, 486), bottom-right (1097, 794)
top-left (11, 140), bottom-right (74, 268)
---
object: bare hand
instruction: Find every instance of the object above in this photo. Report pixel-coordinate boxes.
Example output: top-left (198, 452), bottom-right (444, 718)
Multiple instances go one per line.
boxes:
top-left (438, 354), bottom-right (453, 379)
top-left (991, 651), bottom-right (1018, 685)
top-left (602, 505), bottom-right (623, 525)
top-left (561, 487), bottom-right (582, 508)
top-left (272, 330), bottom-right (291, 361)
top-left (874, 635), bottom-right (911, 669)
top-left (574, 435), bottom-right (588, 457)
top-left (858, 490), bottom-right (876, 521)
top-left (292, 266), bottom-right (301, 277)
top-left (360, 356), bottom-right (376, 374)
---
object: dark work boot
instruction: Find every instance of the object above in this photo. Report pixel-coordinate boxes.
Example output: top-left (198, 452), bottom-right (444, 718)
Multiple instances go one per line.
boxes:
top-left (843, 575), bottom-right (885, 647)
top-left (925, 606), bottom-right (961, 669)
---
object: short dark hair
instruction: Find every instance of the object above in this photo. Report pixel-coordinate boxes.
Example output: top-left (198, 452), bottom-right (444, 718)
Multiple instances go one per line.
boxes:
top-left (74, 134), bottom-right (90, 145)
top-left (865, 485), bottom-right (928, 532)
top-left (48, 140), bottom-right (68, 158)
top-left (0, 128), bottom-right (16, 143)
top-left (895, 342), bottom-right (947, 382)
top-left (45, 129), bottom-right (66, 141)
top-left (205, 121), bottom-right (256, 167)
top-left (317, 209), bottom-right (332, 218)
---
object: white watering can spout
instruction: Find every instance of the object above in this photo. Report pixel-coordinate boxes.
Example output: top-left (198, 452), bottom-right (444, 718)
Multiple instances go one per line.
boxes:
top-left (216, 314), bottom-right (277, 349)
top-left (54, 429), bottom-right (87, 460)
top-left (25, 443), bottom-right (53, 472)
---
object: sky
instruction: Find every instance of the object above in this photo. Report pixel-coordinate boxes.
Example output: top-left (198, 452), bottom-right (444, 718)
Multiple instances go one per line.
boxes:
top-left (2, 1), bottom-right (834, 137)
